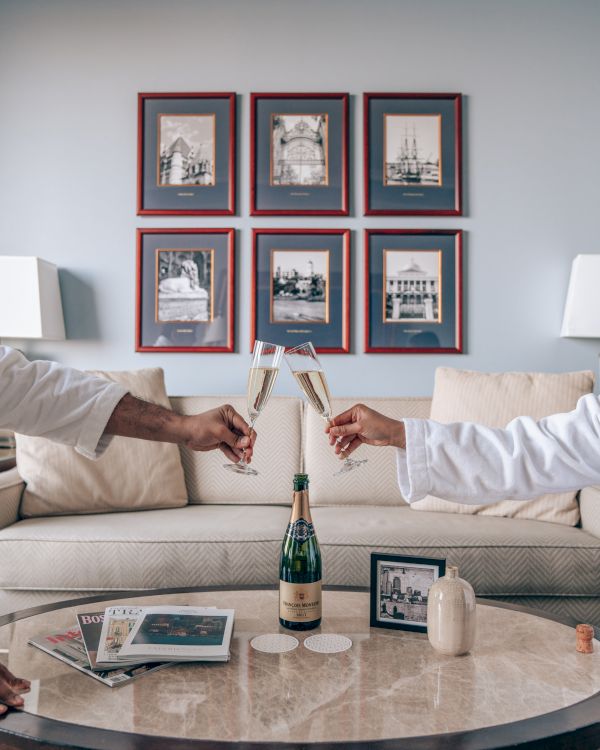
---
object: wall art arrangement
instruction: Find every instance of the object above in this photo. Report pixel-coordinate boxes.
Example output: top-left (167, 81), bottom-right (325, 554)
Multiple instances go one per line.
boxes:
top-left (137, 92), bottom-right (235, 216)
top-left (365, 229), bottom-right (462, 353)
top-left (252, 229), bottom-right (350, 353)
top-left (135, 91), bottom-right (464, 354)
top-left (136, 228), bottom-right (235, 352)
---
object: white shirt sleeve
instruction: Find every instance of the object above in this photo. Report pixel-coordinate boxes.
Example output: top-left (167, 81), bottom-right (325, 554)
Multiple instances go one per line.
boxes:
top-left (0, 346), bottom-right (128, 460)
top-left (396, 393), bottom-right (600, 504)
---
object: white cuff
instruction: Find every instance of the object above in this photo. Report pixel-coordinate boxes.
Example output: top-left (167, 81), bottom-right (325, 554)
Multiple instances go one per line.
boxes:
top-left (396, 419), bottom-right (432, 503)
top-left (75, 384), bottom-right (128, 460)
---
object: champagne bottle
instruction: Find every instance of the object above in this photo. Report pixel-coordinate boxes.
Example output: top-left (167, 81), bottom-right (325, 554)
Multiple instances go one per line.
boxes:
top-left (279, 473), bottom-right (322, 631)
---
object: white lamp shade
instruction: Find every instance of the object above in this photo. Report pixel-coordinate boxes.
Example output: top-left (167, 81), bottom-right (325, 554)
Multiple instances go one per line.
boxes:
top-left (560, 254), bottom-right (600, 338)
top-left (0, 256), bottom-right (66, 340)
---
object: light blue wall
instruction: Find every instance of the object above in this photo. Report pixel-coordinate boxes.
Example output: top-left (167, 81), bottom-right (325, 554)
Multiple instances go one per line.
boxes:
top-left (1, 0), bottom-right (599, 397)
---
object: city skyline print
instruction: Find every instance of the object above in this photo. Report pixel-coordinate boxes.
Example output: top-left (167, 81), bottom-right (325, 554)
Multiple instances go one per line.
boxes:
top-left (370, 553), bottom-right (446, 632)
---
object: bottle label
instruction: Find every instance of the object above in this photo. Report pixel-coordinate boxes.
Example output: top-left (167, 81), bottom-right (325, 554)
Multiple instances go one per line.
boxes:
top-left (279, 581), bottom-right (322, 623)
top-left (285, 518), bottom-right (315, 544)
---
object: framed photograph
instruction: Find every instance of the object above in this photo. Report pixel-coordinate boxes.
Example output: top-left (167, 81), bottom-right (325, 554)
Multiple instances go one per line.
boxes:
top-left (137, 92), bottom-right (235, 215)
top-left (364, 93), bottom-right (462, 215)
top-left (252, 229), bottom-right (350, 353)
top-left (250, 93), bottom-right (349, 215)
top-left (365, 229), bottom-right (462, 353)
top-left (370, 553), bottom-right (446, 632)
top-left (136, 228), bottom-right (234, 352)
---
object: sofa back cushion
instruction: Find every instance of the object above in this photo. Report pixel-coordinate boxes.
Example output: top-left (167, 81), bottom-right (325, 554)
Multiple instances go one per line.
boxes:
top-left (410, 367), bottom-right (594, 525)
top-left (17, 368), bottom-right (188, 517)
top-left (304, 397), bottom-right (431, 506)
top-left (170, 396), bottom-right (302, 505)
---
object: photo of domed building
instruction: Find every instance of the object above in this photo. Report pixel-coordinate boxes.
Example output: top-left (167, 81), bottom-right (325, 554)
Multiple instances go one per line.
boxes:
top-left (271, 114), bottom-right (328, 186)
top-left (384, 250), bottom-right (441, 323)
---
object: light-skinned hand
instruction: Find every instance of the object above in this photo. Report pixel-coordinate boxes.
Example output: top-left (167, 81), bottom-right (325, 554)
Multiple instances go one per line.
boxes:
top-left (325, 403), bottom-right (406, 457)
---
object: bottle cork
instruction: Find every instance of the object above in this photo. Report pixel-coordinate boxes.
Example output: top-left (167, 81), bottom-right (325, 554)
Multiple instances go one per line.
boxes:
top-left (576, 623), bottom-right (594, 654)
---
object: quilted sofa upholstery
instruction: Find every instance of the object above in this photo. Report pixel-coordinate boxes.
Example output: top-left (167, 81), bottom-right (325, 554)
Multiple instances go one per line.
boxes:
top-left (1, 395), bottom-right (600, 624)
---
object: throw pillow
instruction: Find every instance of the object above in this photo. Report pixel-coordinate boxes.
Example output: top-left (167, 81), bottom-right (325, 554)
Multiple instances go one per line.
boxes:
top-left (17, 367), bottom-right (188, 517)
top-left (410, 367), bottom-right (594, 525)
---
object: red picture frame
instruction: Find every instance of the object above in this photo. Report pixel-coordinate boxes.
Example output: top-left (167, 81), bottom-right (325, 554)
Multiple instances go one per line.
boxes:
top-left (250, 92), bottom-right (349, 216)
top-left (364, 229), bottom-right (463, 354)
top-left (137, 92), bottom-right (236, 216)
top-left (136, 228), bottom-right (235, 353)
top-left (251, 228), bottom-right (351, 353)
top-left (363, 93), bottom-right (462, 216)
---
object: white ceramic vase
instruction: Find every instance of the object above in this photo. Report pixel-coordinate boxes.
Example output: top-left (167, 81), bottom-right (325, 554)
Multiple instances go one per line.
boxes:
top-left (427, 565), bottom-right (476, 656)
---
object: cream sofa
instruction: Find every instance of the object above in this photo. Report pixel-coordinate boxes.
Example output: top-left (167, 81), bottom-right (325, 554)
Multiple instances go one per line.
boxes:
top-left (1, 394), bottom-right (600, 624)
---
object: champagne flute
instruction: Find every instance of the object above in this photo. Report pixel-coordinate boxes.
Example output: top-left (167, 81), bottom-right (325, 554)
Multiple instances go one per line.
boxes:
top-left (285, 341), bottom-right (367, 476)
top-left (223, 340), bottom-right (284, 476)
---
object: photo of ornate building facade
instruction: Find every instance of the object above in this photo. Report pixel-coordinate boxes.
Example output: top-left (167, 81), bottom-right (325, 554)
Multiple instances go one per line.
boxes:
top-left (271, 114), bottom-right (328, 186)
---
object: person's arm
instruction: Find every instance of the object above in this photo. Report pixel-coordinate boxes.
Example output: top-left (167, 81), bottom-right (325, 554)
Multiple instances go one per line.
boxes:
top-left (326, 395), bottom-right (600, 504)
top-left (104, 395), bottom-right (253, 464)
top-left (0, 347), bottom-right (254, 463)
top-left (0, 346), bottom-right (127, 459)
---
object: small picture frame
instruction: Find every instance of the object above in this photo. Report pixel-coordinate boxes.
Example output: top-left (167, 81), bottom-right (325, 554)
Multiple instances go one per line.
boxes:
top-left (252, 228), bottom-right (350, 353)
top-left (365, 229), bottom-right (462, 353)
top-left (137, 92), bottom-right (235, 216)
top-left (370, 553), bottom-right (446, 633)
top-left (364, 93), bottom-right (462, 216)
top-left (136, 228), bottom-right (235, 353)
top-left (250, 93), bottom-right (349, 215)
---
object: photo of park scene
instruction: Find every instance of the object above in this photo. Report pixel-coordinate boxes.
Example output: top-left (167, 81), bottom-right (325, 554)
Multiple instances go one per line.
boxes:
top-left (271, 249), bottom-right (329, 323)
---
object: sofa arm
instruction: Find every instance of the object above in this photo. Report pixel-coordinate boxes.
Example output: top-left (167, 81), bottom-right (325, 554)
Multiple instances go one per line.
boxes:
top-left (579, 486), bottom-right (600, 539)
top-left (0, 468), bottom-right (23, 530)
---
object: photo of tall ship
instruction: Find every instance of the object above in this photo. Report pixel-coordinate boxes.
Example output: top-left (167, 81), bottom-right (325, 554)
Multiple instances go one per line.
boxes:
top-left (384, 115), bottom-right (441, 186)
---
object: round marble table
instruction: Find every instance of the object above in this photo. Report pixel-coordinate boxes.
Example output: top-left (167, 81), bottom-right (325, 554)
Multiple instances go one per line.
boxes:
top-left (0, 586), bottom-right (599, 749)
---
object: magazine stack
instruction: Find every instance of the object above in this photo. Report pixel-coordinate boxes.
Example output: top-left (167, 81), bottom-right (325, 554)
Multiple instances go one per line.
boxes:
top-left (28, 605), bottom-right (234, 688)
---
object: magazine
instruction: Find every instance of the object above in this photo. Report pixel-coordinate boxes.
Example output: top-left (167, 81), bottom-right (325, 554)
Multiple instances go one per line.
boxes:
top-left (77, 610), bottom-right (162, 671)
top-left (28, 627), bottom-right (171, 688)
top-left (96, 605), bottom-right (146, 665)
top-left (119, 606), bottom-right (234, 662)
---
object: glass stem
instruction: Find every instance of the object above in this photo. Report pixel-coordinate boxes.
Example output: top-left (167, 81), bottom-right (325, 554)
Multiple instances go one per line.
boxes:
top-left (325, 417), bottom-right (353, 462)
top-left (239, 417), bottom-right (256, 466)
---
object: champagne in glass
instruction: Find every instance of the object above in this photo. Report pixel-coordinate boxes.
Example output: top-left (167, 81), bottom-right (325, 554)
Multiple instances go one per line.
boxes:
top-left (223, 340), bottom-right (284, 476)
top-left (285, 342), bottom-right (367, 475)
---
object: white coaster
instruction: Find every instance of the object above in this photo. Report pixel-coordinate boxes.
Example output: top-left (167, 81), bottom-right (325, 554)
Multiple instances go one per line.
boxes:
top-left (250, 634), bottom-right (299, 654)
top-left (303, 634), bottom-right (352, 654)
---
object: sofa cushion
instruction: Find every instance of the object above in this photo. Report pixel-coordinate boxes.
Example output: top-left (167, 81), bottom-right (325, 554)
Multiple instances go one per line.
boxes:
top-left (304, 397), bottom-right (431, 506)
top-left (411, 368), bottom-right (594, 525)
top-left (1, 505), bottom-right (598, 597)
top-left (170, 396), bottom-right (302, 505)
top-left (17, 368), bottom-right (188, 517)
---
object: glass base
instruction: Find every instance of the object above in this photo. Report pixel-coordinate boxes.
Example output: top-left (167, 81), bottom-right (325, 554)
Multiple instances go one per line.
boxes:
top-left (223, 462), bottom-right (258, 476)
top-left (333, 457), bottom-right (368, 476)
